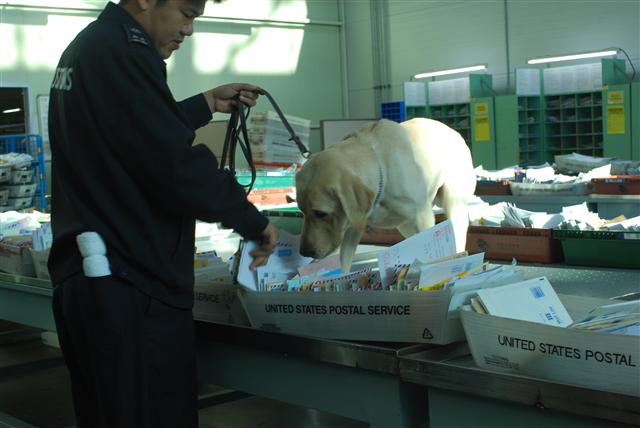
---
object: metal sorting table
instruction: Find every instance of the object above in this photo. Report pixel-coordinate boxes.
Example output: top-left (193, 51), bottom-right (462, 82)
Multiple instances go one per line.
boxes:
top-left (1, 265), bottom-right (639, 427)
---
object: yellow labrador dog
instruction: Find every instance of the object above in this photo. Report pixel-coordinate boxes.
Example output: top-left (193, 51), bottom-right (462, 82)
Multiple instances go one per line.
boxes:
top-left (296, 118), bottom-right (476, 272)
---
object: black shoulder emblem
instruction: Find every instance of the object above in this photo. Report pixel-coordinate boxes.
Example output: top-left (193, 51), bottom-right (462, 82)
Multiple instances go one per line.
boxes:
top-left (122, 24), bottom-right (150, 46)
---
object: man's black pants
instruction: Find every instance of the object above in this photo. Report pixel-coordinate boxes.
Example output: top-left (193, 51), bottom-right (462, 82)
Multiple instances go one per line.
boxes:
top-left (52, 273), bottom-right (198, 428)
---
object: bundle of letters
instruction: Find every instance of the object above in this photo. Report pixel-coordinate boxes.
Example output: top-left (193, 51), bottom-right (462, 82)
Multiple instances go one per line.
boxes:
top-left (569, 300), bottom-right (640, 336)
top-left (236, 220), bottom-right (523, 294)
top-left (468, 277), bottom-right (573, 327)
top-left (467, 277), bottom-right (640, 336)
top-left (469, 201), bottom-right (640, 231)
top-left (194, 252), bottom-right (232, 285)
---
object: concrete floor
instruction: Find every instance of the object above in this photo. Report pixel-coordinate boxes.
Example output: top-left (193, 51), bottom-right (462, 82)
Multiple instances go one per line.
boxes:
top-left (0, 324), bottom-right (367, 428)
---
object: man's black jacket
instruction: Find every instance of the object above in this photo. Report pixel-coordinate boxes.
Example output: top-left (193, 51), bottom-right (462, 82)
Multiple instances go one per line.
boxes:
top-left (48, 2), bottom-right (267, 308)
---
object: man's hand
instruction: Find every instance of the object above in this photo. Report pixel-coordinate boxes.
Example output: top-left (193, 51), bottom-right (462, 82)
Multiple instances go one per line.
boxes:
top-left (249, 222), bottom-right (278, 270)
top-left (203, 83), bottom-right (261, 114)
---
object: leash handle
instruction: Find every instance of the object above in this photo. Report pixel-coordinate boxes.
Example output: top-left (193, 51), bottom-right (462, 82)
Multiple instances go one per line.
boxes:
top-left (219, 96), bottom-right (256, 192)
top-left (219, 109), bottom-right (237, 170)
top-left (235, 100), bottom-right (256, 191)
top-left (219, 88), bottom-right (312, 194)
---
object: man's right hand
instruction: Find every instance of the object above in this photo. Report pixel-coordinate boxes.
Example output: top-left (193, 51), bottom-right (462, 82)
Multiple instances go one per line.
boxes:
top-left (249, 222), bottom-right (278, 270)
top-left (203, 83), bottom-right (261, 115)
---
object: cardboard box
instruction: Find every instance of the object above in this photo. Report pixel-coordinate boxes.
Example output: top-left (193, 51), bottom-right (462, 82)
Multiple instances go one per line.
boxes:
top-left (591, 176), bottom-right (640, 195)
top-left (475, 180), bottom-right (512, 195)
top-left (466, 226), bottom-right (564, 263)
top-left (240, 289), bottom-right (478, 344)
top-left (247, 187), bottom-right (295, 206)
top-left (461, 294), bottom-right (640, 397)
top-left (360, 214), bottom-right (448, 246)
top-left (29, 247), bottom-right (50, 280)
top-left (360, 226), bottom-right (404, 245)
top-left (193, 280), bottom-right (250, 326)
top-left (0, 236), bottom-right (35, 276)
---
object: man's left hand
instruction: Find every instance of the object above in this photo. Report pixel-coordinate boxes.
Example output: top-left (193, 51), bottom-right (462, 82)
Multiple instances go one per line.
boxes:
top-left (249, 222), bottom-right (278, 270)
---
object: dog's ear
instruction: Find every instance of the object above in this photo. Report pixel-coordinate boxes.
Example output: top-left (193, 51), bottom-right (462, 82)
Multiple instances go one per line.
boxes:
top-left (334, 175), bottom-right (374, 231)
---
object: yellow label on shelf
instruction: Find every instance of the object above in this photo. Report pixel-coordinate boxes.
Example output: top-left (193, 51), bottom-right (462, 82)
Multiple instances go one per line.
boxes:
top-left (474, 102), bottom-right (488, 115)
top-left (606, 105), bottom-right (625, 134)
top-left (474, 116), bottom-right (490, 141)
top-left (607, 91), bottom-right (624, 105)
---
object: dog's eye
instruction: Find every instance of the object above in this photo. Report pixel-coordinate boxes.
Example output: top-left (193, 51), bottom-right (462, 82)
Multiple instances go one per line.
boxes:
top-left (313, 210), bottom-right (328, 219)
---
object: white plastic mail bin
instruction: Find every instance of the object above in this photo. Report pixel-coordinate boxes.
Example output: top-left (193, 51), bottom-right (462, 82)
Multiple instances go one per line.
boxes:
top-left (241, 289), bottom-right (472, 344)
top-left (461, 294), bottom-right (640, 397)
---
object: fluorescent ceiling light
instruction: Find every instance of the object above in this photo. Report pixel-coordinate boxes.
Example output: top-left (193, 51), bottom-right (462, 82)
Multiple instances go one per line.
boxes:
top-left (2, 108), bottom-right (21, 114)
top-left (527, 49), bottom-right (618, 65)
top-left (414, 64), bottom-right (486, 79)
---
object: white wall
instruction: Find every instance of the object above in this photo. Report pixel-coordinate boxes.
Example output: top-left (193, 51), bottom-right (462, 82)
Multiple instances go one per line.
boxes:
top-left (343, 0), bottom-right (376, 119)
top-left (3, 0), bottom-right (639, 136)
top-left (0, 0), bottom-right (345, 138)
top-left (507, 1), bottom-right (640, 77)
top-left (345, 0), bottom-right (640, 118)
top-left (388, 1), bottom-right (506, 99)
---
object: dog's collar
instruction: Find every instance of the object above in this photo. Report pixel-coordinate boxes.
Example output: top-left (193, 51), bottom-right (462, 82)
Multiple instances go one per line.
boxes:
top-left (372, 156), bottom-right (384, 209)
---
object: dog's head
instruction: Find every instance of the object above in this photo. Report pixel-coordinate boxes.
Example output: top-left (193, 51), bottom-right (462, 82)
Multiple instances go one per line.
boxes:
top-left (296, 151), bottom-right (374, 259)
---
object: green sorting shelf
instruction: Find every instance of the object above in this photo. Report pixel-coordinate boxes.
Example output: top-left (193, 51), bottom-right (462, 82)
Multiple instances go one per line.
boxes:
top-left (517, 96), bottom-right (545, 166)
top-left (544, 91), bottom-right (604, 159)
top-left (406, 106), bottom-right (428, 119)
top-left (429, 103), bottom-right (471, 146)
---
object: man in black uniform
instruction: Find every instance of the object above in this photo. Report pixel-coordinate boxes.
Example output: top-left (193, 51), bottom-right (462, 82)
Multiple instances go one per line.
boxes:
top-left (48, 1), bottom-right (278, 427)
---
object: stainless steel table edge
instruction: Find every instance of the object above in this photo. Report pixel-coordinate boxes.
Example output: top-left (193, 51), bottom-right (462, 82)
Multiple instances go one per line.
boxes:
top-left (195, 320), bottom-right (431, 375)
top-left (0, 276), bottom-right (54, 331)
top-left (398, 343), bottom-right (640, 426)
top-left (196, 326), bottom-right (429, 427)
top-left (0, 272), bottom-right (52, 290)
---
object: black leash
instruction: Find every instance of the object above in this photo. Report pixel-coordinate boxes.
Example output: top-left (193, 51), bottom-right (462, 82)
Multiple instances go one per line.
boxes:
top-left (219, 88), bottom-right (311, 193)
top-left (258, 89), bottom-right (311, 160)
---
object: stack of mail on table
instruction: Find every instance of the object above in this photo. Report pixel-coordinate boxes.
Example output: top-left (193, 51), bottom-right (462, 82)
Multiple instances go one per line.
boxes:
top-left (236, 220), bottom-right (525, 300)
top-left (235, 220), bottom-right (529, 344)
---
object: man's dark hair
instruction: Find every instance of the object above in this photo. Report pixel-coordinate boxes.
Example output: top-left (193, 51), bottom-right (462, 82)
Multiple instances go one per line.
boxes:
top-left (121, 0), bottom-right (222, 4)
top-left (120, 0), bottom-right (168, 4)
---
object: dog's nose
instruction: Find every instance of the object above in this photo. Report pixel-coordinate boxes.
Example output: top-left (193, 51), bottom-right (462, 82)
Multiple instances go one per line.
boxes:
top-left (299, 246), bottom-right (316, 258)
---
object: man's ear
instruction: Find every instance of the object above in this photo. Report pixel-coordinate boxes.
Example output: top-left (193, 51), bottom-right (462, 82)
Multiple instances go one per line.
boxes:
top-left (120, 0), bottom-right (151, 13)
top-left (138, 0), bottom-right (152, 11)
top-left (334, 175), bottom-right (374, 231)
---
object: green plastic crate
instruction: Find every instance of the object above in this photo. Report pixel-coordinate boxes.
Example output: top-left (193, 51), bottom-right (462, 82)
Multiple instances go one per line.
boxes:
top-left (235, 172), bottom-right (295, 189)
top-left (553, 230), bottom-right (640, 269)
